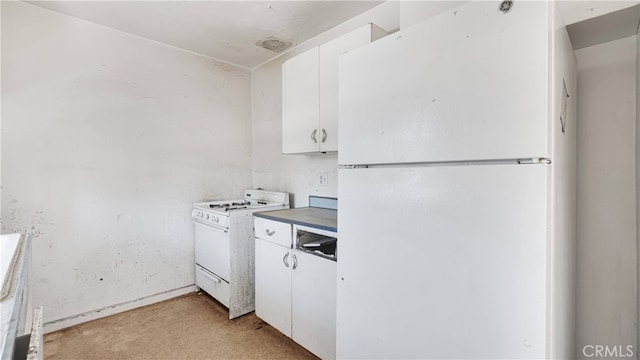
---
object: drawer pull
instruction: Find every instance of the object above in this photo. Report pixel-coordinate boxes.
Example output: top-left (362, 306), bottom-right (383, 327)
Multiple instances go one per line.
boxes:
top-left (200, 268), bottom-right (222, 283)
top-left (265, 228), bottom-right (275, 236)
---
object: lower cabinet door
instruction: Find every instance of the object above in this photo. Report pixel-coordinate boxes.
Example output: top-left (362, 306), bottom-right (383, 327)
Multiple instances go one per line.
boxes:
top-left (292, 250), bottom-right (337, 360)
top-left (255, 238), bottom-right (292, 337)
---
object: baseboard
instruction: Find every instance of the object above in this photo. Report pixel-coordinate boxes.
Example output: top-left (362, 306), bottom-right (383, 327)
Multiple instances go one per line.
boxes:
top-left (43, 285), bottom-right (196, 333)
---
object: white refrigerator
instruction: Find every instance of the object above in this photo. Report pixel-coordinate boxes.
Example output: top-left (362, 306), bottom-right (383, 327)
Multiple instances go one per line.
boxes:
top-left (336, 2), bottom-right (577, 359)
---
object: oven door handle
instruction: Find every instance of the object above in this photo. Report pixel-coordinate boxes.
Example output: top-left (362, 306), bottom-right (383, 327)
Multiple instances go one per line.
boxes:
top-left (192, 219), bottom-right (229, 233)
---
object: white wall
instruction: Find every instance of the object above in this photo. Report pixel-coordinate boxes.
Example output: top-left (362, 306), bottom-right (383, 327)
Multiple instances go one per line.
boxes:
top-left (251, 2), bottom-right (399, 208)
top-left (1, 2), bottom-right (253, 326)
top-left (549, 10), bottom-right (579, 357)
top-left (575, 35), bottom-right (638, 357)
top-left (399, 1), bottom-right (466, 30)
top-left (637, 30), bottom-right (640, 355)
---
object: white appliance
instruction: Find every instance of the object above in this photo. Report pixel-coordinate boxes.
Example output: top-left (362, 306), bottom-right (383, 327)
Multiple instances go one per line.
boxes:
top-left (336, 2), bottom-right (577, 359)
top-left (192, 189), bottom-right (289, 319)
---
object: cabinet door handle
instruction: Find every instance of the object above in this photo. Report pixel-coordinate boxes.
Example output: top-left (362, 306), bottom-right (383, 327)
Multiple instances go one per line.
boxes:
top-left (321, 129), bottom-right (327, 143)
top-left (265, 228), bottom-right (275, 236)
top-left (283, 252), bottom-right (290, 267)
top-left (292, 254), bottom-right (298, 270)
top-left (311, 129), bottom-right (318, 143)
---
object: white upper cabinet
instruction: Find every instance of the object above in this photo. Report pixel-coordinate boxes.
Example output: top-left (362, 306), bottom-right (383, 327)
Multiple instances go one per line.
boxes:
top-left (282, 47), bottom-right (320, 154)
top-left (339, 2), bottom-right (553, 165)
top-left (282, 23), bottom-right (388, 154)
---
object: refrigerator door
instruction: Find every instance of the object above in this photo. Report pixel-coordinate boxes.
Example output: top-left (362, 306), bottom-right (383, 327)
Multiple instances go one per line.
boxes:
top-left (336, 164), bottom-right (548, 359)
top-left (339, 1), bottom-right (549, 165)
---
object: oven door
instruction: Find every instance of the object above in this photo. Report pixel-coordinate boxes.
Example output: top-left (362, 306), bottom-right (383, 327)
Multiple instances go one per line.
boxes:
top-left (193, 220), bottom-right (230, 282)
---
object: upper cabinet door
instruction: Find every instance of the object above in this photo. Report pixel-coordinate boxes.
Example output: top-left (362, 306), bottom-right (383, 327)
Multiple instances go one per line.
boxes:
top-left (339, 1), bottom-right (551, 165)
top-left (282, 47), bottom-right (320, 154)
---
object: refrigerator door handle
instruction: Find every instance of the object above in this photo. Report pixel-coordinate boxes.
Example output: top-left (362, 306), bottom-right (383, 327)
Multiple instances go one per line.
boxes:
top-left (517, 157), bottom-right (551, 165)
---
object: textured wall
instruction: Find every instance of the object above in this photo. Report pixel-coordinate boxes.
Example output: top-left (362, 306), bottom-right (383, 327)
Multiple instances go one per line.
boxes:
top-left (575, 35), bottom-right (638, 358)
top-left (1, 2), bottom-right (252, 324)
top-left (637, 30), bottom-right (640, 356)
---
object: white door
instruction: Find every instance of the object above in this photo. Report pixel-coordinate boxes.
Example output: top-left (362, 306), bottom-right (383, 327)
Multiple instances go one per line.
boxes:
top-left (193, 221), bottom-right (230, 282)
top-left (338, 1), bottom-right (550, 165)
top-left (282, 46), bottom-right (320, 154)
top-left (254, 238), bottom-right (292, 337)
top-left (292, 250), bottom-right (337, 360)
top-left (336, 164), bottom-right (548, 359)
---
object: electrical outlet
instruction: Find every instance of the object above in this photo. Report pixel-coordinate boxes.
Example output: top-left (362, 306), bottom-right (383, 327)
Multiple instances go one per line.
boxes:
top-left (319, 173), bottom-right (328, 187)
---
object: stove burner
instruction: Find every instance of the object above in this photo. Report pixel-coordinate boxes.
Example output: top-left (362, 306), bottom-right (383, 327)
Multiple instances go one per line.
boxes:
top-left (225, 206), bottom-right (247, 212)
top-left (210, 201), bottom-right (251, 209)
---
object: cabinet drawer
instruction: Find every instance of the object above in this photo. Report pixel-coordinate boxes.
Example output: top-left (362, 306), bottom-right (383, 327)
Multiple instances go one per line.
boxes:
top-left (254, 217), bottom-right (292, 247)
top-left (196, 265), bottom-right (230, 308)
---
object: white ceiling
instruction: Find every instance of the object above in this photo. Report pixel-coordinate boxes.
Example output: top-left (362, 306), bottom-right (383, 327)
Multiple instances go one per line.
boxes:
top-left (556, 0), bottom-right (639, 25)
top-left (566, 3), bottom-right (640, 49)
top-left (25, 1), bottom-right (640, 68)
top-left (27, 1), bottom-right (383, 69)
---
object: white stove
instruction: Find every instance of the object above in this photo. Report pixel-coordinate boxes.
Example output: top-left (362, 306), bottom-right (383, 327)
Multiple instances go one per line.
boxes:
top-left (192, 190), bottom-right (289, 229)
top-left (192, 189), bottom-right (289, 318)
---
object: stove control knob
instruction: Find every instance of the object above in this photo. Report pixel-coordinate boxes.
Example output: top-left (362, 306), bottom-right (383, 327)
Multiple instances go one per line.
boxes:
top-left (206, 214), bottom-right (210, 220)
top-left (213, 216), bottom-right (219, 223)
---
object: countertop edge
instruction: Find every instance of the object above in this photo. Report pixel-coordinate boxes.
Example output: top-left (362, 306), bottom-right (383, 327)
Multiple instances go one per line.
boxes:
top-left (254, 210), bottom-right (337, 233)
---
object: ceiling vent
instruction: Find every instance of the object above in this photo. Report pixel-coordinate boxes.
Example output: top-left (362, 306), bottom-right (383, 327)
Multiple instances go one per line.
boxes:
top-left (256, 36), bottom-right (293, 52)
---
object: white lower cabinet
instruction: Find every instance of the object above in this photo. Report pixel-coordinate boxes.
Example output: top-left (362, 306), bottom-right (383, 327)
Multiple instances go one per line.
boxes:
top-left (254, 218), bottom-right (337, 360)
top-left (254, 238), bottom-right (292, 337)
top-left (291, 250), bottom-right (337, 360)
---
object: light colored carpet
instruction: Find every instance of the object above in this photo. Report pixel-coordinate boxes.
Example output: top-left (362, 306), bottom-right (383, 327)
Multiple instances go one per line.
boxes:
top-left (44, 292), bottom-right (318, 359)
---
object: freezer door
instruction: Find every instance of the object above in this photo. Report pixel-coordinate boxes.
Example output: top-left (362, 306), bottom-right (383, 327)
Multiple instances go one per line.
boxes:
top-left (339, 1), bottom-right (549, 165)
top-left (336, 165), bottom-right (548, 359)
